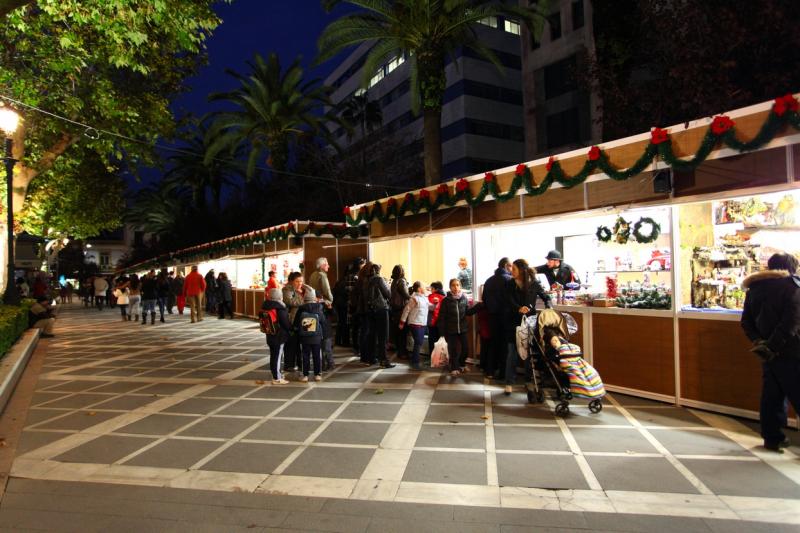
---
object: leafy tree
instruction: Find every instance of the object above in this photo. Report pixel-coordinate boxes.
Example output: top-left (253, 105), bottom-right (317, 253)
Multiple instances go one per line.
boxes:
top-left (587, 0), bottom-right (800, 141)
top-left (18, 149), bottom-right (125, 241)
top-left (339, 93), bottom-right (382, 179)
top-left (164, 120), bottom-right (247, 212)
top-left (0, 0), bottom-right (224, 233)
top-left (319, 0), bottom-right (547, 185)
top-left (207, 53), bottom-right (341, 175)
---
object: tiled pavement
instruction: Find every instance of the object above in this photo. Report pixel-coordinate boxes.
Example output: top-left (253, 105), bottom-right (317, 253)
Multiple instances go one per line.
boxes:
top-left (3, 304), bottom-right (800, 531)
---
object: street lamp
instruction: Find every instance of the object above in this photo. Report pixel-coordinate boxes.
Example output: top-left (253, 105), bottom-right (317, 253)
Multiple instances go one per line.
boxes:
top-left (0, 103), bottom-right (21, 305)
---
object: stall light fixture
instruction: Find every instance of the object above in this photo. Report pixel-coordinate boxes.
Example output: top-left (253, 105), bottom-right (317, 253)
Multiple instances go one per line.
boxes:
top-left (0, 104), bottom-right (20, 135)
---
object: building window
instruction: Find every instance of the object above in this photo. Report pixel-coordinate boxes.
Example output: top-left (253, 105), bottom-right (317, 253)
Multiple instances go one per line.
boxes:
top-left (572, 0), bottom-right (584, 30)
top-left (385, 55), bottom-right (404, 75)
top-left (354, 88), bottom-right (366, 97)
top-left (548, 11), bottom-right (561, 41)
top-left (503, 19), bottom-right (521, 35)
top-left (543, 55), bottom-right (578, 100)
top-left (368, 70), bottom-right (384, 88)
top-left (99, 253), bottom-right (110, 267)
top-left (545, 107), bottom-right (581, 149)
top-left (477, 16), bottom-right (498, 28)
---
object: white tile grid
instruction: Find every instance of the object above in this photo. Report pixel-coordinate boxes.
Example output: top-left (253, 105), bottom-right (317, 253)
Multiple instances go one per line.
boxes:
top-left (11, 305), bottom-right (800, 525)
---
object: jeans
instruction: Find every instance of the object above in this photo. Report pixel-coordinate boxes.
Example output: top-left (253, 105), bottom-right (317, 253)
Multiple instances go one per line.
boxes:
top-left (760, 355), bottom-right (800, 446)
top-left (302, 343), bottom-right (322, 376)
top-left (358, 313), bottom-right (372, 363)
top-left (445, 332), bottom-right (468, 372)
top-left (369, 309), bottom-right (389, 363)
top-left (157, 297), bottom-right (166, 319)
top-left (167, 293), bottom-right (176, 313)
top-left (266, 337), bottom-right (284, 380)
top-left (95, 295), bottom-right (105, 310)
top-left (323, 337), bottom-right (334, 369)
top-left (119, 304), bottom-right (128, 318)
top-left (505, 341), bottom-right (533, 385)
top-left (408, 325), bottom-right (426, 366)
top-left (142, 299), bottom-right (156, 319)
top-left (128, 295), bottom-right (141, 317)
top-left (335, 305), bottom-right (349, 346)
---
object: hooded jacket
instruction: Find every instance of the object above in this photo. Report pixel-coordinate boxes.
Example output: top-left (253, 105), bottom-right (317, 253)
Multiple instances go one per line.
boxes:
top-left (741, 269), bottom-right (800, 359)
top-left (293, 301), bottom-right (327, 345)
top-left (437, 291), bottom-right (469, 335)
top-left (261, 298), bottom-right (293, 344)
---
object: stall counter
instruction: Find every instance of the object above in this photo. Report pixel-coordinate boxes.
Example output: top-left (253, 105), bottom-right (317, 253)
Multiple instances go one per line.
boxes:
top-left (233, 288), bottom-right (265, 319)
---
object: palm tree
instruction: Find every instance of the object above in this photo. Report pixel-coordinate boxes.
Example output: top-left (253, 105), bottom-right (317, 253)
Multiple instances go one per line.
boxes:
top-left (319, 0), bottom-right (548, 185)
top-left (339, 93), bottom-right (383, 179)
top-left (206, 53), bottom-right (341, 175)
top-left (125, 182), bottom-right (191, 237)
top-left (164, 120), bottom-right (246, 212)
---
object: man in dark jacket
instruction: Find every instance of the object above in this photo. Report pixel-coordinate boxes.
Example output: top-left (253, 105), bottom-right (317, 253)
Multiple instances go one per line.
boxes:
top-left (741, 253), bottom-right (800, 452)
top-left (262, 288), bottom-right (293, 384)
top-left (536, 250), bottom-right (580, 289)
top-left (482, 257), bottom-right (512, 380)
top-left (204, 269), bottom-right (217, 313)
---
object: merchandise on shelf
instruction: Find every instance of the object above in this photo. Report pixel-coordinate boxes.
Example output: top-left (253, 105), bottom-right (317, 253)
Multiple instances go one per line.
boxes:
top-left (689, 245), bottom-right (759, 310)
top-left (615, 286), bottom-right (672, 309)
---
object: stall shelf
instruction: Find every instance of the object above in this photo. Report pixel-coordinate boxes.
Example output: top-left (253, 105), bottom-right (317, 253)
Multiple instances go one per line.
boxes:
top-left (352, 94), bottom-right (800, 425)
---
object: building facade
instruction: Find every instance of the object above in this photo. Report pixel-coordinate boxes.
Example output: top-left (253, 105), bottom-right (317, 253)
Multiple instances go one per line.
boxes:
top-left (82, 226), bottom-right (142, 275)
top-left (325, 19), bottom-right (527, 184)
top-left (519, 0), bottom-right (602, 159)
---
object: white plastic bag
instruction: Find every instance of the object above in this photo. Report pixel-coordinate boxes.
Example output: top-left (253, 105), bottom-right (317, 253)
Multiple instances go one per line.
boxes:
top-left (430, 337), bottom-right (449, 368)
top-left (515, 315), bottom-right (537, 361)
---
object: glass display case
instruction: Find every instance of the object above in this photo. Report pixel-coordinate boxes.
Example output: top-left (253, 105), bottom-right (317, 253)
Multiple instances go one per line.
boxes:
top-left (679, 189), bottom-right (800, 312)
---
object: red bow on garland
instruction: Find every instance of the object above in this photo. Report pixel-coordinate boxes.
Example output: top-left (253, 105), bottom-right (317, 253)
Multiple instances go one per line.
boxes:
top-left (710, 115), bottom-right (735, 135)
top-left (774, 94), bottom-right (799, 117)
top-left (650, 127), bottom-right (669, 145)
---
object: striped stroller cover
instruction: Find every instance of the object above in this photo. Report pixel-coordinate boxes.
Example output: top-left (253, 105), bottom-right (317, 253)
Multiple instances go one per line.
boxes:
top-left (557, 343), bottom-right (606, 399)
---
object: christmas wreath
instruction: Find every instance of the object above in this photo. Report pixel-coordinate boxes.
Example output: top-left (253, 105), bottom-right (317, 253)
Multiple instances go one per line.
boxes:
top-left (632, 217), bottom-right (661, 243)
top-left (596, 226), bottom-right (612, 242)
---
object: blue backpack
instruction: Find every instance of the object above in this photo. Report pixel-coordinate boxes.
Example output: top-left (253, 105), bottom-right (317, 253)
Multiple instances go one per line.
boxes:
top-left (298, 310), bottom-right (320, 338)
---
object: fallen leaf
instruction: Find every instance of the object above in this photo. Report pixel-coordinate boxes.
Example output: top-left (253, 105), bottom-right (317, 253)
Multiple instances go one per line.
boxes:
top-left (480, 415), bottom-right (489, 420)
top-left (0, 439), bottom-right (7, 447)
top-left (255, 380), bottom-right (265, 385)
top-left (87, 412), bottom-right (96, 416)
top-left (375, 389), bottom-right (384, 395)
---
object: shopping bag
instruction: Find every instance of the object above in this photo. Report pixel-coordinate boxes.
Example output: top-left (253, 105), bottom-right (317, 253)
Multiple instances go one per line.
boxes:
top-left (515, 315), bottom-right (536, 361)
top-left (430, 337), bottom-right (449, 368)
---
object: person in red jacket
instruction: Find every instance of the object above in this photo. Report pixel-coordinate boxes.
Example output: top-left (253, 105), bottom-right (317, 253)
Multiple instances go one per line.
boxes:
top-left (183, 265), bottom-right (207, 323)
top-left (427, 281), bottom-right (446, 357)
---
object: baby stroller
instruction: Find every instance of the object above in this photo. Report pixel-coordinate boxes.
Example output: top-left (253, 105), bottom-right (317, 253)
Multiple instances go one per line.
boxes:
top-left (523, 309), bottom-right (605, 417)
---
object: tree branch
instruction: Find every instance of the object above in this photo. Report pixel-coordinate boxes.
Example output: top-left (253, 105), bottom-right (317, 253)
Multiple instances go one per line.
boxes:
top-left (0, 0), bottom-right (33, 19)
top-left (15, 132), bottom-right (80, 213)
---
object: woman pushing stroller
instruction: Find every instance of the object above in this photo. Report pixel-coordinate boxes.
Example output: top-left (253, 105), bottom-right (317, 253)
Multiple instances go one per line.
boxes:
top-left (504, 259), bottom-right (551, 395)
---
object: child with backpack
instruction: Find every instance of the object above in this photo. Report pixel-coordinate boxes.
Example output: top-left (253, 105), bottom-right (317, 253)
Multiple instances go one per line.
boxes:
top-left (260, 288), bottom-right (293, 385)
top-left (293, 288), bottom-right (327, 382)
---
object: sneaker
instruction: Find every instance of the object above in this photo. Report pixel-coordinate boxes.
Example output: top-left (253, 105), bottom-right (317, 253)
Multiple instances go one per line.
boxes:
top-left (450, 370), bottom-right (460, 377)
top-left (504, 385), bottom-right (512, 396)
top-left (764, 438), bottom-right (791, 452)
top-left (380, 362), bottom-right (396, 369)
top-left (272, 379), bottom-right (289, 385)
top-left (299, 376), bottom-right (309, 383)
top-left (314, 375), bottom-right (322, 382)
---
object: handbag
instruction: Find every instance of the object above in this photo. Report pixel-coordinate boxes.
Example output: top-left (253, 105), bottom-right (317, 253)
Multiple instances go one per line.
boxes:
top-left (515, 315), bottom-right (536, 360)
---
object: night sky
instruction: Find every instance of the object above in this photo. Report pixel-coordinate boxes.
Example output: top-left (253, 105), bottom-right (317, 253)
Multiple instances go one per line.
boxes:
top-left (172, 0), bottom-right (348, 119)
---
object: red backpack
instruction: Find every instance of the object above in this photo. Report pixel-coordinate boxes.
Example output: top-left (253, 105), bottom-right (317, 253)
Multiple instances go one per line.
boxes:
top-left (258, 308), bottom-right (278, 335)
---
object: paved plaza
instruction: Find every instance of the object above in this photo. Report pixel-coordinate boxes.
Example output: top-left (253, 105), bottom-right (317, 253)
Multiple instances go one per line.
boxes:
top-left (0, 304), bottom-right (798, 531)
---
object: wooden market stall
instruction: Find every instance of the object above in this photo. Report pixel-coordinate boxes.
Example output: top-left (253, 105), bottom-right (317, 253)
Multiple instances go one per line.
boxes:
top-left (124, 221), bottom-right (369, 319)
top-left (347, 94), bottom-right (800, 423)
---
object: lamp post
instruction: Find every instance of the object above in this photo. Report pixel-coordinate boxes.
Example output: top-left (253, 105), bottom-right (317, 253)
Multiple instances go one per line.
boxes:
top-left (0, 104), bottom-right (21, 305)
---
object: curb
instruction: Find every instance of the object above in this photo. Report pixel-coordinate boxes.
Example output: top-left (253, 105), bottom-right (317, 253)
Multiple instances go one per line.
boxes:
top-left (0, 329), bottom-right (40, 415)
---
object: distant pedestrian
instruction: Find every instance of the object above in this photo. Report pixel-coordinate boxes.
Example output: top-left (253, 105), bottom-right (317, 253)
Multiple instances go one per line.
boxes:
top-left (204, 269), bottom-right (217, 313)
top-left (390, 265), bottom-right (410, 359)
top-left (128, 274), bottom-right (141, 322)
top-left (399, 281), bottom-right (429, 370)
top-left (29, 296), bottom-right (56, 337)
top-left (437, 278), bottom-right (469, 377)
top-left (183, 265), bottom-right (206, 323)
top-left (282, 272), bottom-right (307, 373)
top-left (156, 269), bottom-right (170, 323)
top-left (309, 257), bottom-right (334, 370)
top-left (293, 288), bottom-right (327, 382)
top-left (114, 277), bottom-right (130, 321)
top-left (266, 270), bottom-right (280, 291)
top-left (172, 271), bottom-right (186, 315)
top-left (365, 263), bottom-right (396, 369)
top-left (483, 257), bottom-right (513, 381)
top-left (93, 275), bottom-right (109, 310)
top-left (217, 272), bottom-right (234, 319)
top-left (427, 281), bottom-right (446, 356)
top-left (141, 270), bottom-right (158, 325)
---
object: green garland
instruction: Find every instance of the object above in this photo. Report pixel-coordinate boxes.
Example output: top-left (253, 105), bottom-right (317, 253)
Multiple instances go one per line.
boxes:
top-left (344, 95), bottom-right (800, 226)
top-left (596, 226), bottom-right (612, 242)
top-left (125, 223), bottom-right (361, 272)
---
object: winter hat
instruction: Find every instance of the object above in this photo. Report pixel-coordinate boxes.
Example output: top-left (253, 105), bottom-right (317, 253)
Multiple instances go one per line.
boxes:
top-left (545, 250), bottom-right (563, 261)
top-left (303, 287), bottom-right (317, 303)
top-left (268, 288), bottom-right (282, 302)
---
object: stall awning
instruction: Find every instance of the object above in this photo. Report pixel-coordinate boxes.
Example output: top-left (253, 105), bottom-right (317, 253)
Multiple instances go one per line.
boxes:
top-left (344, 93), bottom-right (800, 227)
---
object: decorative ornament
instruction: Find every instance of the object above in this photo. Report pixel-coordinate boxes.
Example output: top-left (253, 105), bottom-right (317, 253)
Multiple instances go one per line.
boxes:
top-left (387, 197), bottom-right (397, 207)
top-left (650, 127), bottom-right (669, 145)
top-left (515, 164), bottom-right (527, 175)
top-left (596, 225), bottom-right (612, 242)
top-left (632, 217), bottom-right (661, 243)
top-left (613, 216), bottom-right (631, 244)
top-left (606, 277), bottom-right (618, 299)
top-left (419, 188), bottom-right (431, 199)
top-left (456, 179), bottom-right (469, 192)
top-left (437, 183), bottom-right (449, 195)
top-left (546, 156), bottom-right (556, 172)
top-left (773, 93), bottom-right (799, 117)
top-left (404, 192), bottom-right (414, 203)
top-left (710, 115), bottom-right (735, 135)
top-left (484, 172), bottom-right (495, 183)
top-left (588, 146), bottom-right (601, 161)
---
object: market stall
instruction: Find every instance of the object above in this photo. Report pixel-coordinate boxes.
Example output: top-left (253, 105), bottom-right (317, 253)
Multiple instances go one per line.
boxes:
top-left (355, 94), bottom-right (800, 423)
top-left (124, 221), bottom-right (369, 319)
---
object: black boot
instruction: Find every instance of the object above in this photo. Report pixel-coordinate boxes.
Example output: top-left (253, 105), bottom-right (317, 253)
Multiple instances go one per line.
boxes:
top-left (150, 313), bottom-right (155, 325)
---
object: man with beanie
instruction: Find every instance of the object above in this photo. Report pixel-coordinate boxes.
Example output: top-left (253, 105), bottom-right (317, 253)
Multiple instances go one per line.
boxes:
top-left (293, 287), bottom-right (327, 382)
top-left (741, 252), bottom-right (800, 452)
top-left (262, 288), bottom-right (293, 385)
top-left (536, 250), bottom-right (580, 289)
